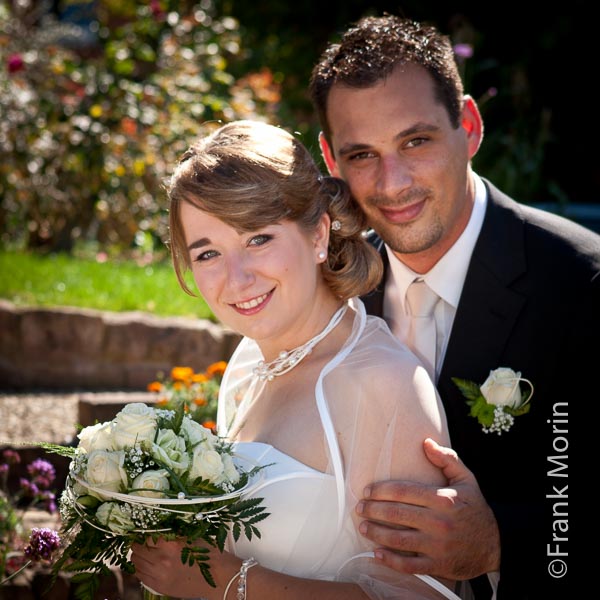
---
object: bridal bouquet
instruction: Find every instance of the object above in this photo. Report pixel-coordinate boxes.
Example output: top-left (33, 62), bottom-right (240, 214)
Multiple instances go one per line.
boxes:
top-left (43, 402), bottom-right (267, 600)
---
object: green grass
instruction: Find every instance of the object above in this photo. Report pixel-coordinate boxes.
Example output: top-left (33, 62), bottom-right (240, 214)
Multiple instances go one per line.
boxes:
top-left (0, 250), bottom-right (214, 320)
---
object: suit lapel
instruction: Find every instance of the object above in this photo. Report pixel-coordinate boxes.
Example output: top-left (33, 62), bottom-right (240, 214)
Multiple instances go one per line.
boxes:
top-left (438, 183), bottom-right (529, 442)
top-left (361, 233), bottom-right (387, 317)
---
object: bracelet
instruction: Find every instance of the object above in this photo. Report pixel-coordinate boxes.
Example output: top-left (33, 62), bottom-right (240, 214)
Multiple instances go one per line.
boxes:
top-left (223, 557), bottom-right (258, 600)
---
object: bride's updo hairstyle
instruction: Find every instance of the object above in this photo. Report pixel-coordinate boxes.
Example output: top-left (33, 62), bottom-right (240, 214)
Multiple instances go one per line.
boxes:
top-left (167, 120), bottom-right (383, 300)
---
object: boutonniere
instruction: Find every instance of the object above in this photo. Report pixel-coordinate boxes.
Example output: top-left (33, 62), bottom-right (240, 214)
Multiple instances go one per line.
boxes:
top-left (452, 367), bottom-right (534, 434)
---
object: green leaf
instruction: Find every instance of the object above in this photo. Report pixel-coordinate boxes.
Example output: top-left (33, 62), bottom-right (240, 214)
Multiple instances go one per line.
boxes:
top-left (469, 396), bottom-right (495, 427)
top-left (216, 526), bottom-right (227, 551)
top-left (76, 495), bottom-right (101, 509)
top-left (36, 441), bottom-right (78, 459)
top-left (507, 403), bottom-right (531, 417)
top-left (451, 377), bottom-right (483, 403)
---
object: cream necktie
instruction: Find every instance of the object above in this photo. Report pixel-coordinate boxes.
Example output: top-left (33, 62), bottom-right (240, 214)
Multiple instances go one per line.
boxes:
top-left (405, 279), bottom-right (440, 380)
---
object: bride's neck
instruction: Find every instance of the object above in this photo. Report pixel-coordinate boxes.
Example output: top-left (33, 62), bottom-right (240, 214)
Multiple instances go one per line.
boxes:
top-left (257, 296), bottom-right (346, 363)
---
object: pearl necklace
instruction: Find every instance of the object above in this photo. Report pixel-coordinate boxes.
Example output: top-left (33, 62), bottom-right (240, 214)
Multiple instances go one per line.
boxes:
top-left (253, 303), bottom-right (348, 381)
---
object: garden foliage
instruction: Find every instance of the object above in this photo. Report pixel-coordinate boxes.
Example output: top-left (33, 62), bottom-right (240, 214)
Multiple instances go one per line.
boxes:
top-left (0, 0), bottom-right (279, 255)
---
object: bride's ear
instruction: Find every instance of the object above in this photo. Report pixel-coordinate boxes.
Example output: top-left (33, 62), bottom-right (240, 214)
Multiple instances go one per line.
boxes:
top-left (314, 212), bottom-right (331, 262)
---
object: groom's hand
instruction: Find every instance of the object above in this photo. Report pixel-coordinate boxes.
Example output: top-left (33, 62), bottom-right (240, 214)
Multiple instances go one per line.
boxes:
top-left (356, 438), bottom-right (500, 580)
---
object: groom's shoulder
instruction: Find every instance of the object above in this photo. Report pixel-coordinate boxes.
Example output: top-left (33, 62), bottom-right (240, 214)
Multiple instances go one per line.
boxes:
top-left (485, 179), bottom-right (600, 265)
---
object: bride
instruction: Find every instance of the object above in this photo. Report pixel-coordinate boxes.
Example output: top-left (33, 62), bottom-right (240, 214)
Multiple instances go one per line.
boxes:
top-left (131, 120), bottom-right (462, 599)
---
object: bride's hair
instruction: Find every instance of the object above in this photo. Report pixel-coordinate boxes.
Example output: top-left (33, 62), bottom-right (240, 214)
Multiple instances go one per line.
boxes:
top-left (167, 120), bottom-right (383, 300)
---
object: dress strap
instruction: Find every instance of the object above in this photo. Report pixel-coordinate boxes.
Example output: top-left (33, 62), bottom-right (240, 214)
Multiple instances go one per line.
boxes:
top-left (415, 575), bottom-right (463, 599)
top-left (336, 552), bottom-right (463, 599)
top-left (314, 298), bottom-right (366, 533)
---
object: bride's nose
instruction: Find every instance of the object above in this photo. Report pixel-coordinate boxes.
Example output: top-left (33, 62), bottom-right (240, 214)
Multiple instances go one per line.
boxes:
top-left (224, 253), bottom-right (256, 293)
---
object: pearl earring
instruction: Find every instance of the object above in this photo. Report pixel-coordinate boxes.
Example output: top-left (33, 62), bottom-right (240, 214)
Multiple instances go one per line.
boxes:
top-left (318, 251), bottom-right (326, 260)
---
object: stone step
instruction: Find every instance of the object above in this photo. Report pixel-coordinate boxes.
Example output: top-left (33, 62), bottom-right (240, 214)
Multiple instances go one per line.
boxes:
top-left (1, 391), bottom-right (165, 495)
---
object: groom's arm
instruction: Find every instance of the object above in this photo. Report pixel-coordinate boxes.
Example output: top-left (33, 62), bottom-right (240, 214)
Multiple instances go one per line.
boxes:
top-left (356, 438), bottom-right (500, 580)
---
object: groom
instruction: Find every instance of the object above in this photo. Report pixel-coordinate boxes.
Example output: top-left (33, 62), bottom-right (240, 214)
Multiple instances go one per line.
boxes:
top-left (309, 14), bottom-right (599, 598)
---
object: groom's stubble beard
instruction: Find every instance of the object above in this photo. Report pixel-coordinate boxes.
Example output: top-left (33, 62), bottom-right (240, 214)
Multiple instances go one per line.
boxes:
top-left (365, 187), bottom-right (444, 255)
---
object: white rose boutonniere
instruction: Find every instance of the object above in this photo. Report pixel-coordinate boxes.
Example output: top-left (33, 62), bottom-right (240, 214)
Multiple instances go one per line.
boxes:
top-left (452, 367), bottom-right (534, 434)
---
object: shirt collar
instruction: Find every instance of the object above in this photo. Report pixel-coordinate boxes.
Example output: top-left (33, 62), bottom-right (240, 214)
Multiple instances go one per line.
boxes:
top-left (384, 172), bottom-right (487, 310)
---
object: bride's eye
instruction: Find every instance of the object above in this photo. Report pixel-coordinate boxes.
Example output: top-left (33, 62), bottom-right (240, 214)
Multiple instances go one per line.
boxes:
top-left (248, 234), bottom-right (273, 247)
top-left (193, 249), bottom-right (219, 262)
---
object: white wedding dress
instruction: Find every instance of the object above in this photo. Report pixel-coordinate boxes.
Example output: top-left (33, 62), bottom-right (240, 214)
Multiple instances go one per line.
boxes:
top-left (217, 298), bottom-right (463, 599)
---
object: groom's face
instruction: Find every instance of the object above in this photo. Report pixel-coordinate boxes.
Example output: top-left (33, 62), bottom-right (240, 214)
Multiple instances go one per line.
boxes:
top-left (321, 63), bottom-right (479, 272)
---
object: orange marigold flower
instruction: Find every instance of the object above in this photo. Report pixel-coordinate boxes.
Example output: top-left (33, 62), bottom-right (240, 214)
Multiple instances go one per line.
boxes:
top-left (206, 361), bottom-right (227, 378)
top-left (171, 366), bottom-right (194, 381)
top-left (121, 117), bottom-right (137, 136)
top-left (147, 381), bottom-right (162, 392)
top-left (173, 381), bottom-right (184, 391)
top-left (192, 373), bottom-right (209, 383)
top-left (203, 420), bottom-right (216, 432)
top-left (156, 398), bottom-right (169, 406)
top-left (193, 398), bottom-right (207, 406)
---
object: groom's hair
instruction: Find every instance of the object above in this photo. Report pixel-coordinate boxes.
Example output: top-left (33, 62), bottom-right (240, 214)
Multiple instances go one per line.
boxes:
top-left (309, 14), bottom-right (464, 144)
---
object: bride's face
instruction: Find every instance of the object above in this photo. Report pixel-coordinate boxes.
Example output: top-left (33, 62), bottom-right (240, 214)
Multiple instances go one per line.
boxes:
top-left (180, 202), bottom-right (331, 356)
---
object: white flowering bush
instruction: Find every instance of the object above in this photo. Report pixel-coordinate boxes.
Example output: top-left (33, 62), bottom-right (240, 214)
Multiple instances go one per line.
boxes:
top-left (42, 402), bottom-right (267, 600)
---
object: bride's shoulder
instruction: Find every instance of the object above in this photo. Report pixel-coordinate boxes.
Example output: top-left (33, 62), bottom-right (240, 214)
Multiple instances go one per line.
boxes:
top-left (356, 315), bottom-right (417, 363)
top-left (331, 321), bottom-right (425, 389)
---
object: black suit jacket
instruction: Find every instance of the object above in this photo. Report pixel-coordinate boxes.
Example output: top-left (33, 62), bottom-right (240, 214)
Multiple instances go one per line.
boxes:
top-left (362, 180), bottom-right (600, 598)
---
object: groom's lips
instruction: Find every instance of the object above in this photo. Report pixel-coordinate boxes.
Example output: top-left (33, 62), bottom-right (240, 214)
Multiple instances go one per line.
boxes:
top-left (378, 199), bottom-right (426, 223)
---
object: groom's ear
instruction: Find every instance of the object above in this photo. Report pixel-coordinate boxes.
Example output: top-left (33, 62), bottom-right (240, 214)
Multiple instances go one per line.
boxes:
top-left (318, 132), bottom-right (340, 177)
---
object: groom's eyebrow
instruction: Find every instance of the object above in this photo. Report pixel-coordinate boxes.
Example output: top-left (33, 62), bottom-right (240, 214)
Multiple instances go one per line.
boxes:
top-left (187, 237), bottom-right (211, 251)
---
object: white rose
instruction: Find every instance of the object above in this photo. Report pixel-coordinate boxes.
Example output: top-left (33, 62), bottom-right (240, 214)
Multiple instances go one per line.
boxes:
top-left (180, 417), bottom-right (218, 449)
top-left (112, 403), bottom-right (157, 450)
top-left (190, 448), bottom-right (224, 484)
top-left (96, 502), bottom-right (134, 534)
top-left (481, 368), bottom-right (523, 408)
top-left (71, 480), bottom-right (88, 497)
top-left (151, 429), bottom-right (190, 474)
top-left (78, 421), bottom-right (115, 452)
top-left (85, 449), bottom-right (128, 499)
top-left (131, 469), bottom-right (170, 498)
top-left (221, 453), bottom-right (241, 485)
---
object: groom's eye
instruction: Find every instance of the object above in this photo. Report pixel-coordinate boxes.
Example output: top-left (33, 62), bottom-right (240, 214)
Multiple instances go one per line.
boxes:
top-left (348, 150), bottom-right (375, 161)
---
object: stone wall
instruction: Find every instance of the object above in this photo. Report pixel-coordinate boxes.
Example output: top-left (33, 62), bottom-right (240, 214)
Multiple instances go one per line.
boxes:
top-left (0, 300), bottom-right (240, 391)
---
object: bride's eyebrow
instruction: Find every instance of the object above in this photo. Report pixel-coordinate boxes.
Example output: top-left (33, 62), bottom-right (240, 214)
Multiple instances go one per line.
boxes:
top-left (187, 237), bottom-right (211, 251)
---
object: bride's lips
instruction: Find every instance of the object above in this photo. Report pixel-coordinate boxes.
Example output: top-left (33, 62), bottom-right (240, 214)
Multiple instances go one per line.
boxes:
top-left (230, 289), bottom-right (274, 315)
top-left (378, 199), bottom-right (427, 223)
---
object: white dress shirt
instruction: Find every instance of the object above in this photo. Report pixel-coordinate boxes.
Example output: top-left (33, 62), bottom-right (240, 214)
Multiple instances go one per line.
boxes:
top-left (383, 173), bottom-right (487, 381)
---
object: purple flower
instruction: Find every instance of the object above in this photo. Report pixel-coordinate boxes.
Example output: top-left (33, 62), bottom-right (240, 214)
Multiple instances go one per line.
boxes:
top-left (19, 477), bottom-right (40, 496)
top-left (453, 43), bottom-right (474, 59)
top-left (2, 449), bottom-right (20, 464)
top-left (40, 490), bottom-right (57, 514)
top-left (27, 459), bottom-right (56, 487)
top-left (0, 463), bottom-right (9, 475)
top-left (7, 53), bottom-right (24, 74)
top-left (150, 0), bottom-right (166, 20)
top-left (23, 528), bottom-right (61, 562)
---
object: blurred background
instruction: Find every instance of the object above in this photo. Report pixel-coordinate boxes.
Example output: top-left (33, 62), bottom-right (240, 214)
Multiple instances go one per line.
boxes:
top-left (1, 0), bottom-right (597, 305)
